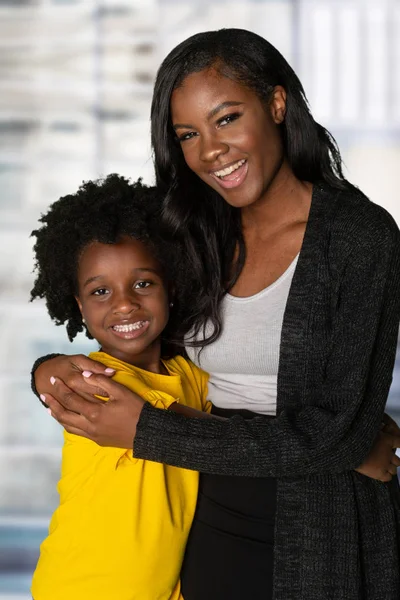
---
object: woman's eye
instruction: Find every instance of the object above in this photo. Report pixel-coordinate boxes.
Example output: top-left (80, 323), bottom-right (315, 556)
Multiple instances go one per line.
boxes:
top-left (217, 112), bottom-right (241, 127)
top-left (93, 288), bottom-right (109, 296)
top-left (177, 131), bottom-right (197, 143)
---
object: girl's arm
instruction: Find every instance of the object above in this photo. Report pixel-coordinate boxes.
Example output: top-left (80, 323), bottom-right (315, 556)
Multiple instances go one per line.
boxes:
top-left (33, 353), bottom-right (116, 406)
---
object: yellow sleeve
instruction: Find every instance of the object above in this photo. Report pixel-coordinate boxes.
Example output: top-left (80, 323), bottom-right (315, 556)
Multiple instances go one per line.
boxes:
top-left (189, 361), bottom-right (211, 413)
top-left (58, 432), bottom-right (114, 502)
top-left (142, 390), bottom-right (180, 410)
top-left (173, 356), bottom-right (211, 413)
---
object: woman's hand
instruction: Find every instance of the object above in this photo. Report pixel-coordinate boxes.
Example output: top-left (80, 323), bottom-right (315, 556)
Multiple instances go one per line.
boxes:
top-left (42, 373), bottom-right (145, 449)
top-left (35, 354), bottom-right (115, 397)
top-left (355, 417), bottom-right (400, 482)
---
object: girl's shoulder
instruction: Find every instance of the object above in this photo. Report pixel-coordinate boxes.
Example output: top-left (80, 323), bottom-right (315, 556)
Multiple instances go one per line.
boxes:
top-left (164, 354), bottom-right (209, 383)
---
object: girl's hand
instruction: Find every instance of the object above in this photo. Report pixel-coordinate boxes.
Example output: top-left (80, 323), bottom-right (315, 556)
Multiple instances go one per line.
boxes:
top-left (35, 354), bottom-right (115, 398)
top-left (41, 373), bottom-right (145, 449)
top-left (355, 427), bottom-right (400, 482)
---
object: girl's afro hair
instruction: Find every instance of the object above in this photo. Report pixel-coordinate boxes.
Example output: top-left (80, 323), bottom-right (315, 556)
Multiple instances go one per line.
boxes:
top-left (30, 174), bottom-right (183, 350)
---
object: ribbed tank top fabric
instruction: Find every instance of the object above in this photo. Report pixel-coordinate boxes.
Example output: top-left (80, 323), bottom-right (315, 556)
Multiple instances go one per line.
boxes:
top-left (185, 254), bottom-right (299, 415)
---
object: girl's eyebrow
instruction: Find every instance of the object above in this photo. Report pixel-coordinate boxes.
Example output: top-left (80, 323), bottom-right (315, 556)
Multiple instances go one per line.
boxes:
top-left (83, 275), bottom-right (103, 288)
top-left (173, 101), bottom-right (244, 130)
top-left (82, 268), bottom-right (161, 288)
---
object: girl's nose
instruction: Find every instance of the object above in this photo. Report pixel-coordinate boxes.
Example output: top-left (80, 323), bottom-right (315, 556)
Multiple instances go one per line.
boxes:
top-left (113, 293), bottom-right (140, 315)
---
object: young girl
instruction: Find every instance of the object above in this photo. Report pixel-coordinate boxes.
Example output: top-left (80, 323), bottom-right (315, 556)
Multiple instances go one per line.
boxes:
top-left (30, 174), bottom-right (210, 600)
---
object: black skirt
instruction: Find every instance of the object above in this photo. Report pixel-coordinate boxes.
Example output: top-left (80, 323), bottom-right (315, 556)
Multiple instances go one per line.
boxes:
top-left (181, 406), bottom-right (277, 600)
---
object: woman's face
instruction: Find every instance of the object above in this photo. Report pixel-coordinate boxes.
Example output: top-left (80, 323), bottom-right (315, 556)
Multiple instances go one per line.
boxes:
top-left (170, 67), bottom-right (287, 209)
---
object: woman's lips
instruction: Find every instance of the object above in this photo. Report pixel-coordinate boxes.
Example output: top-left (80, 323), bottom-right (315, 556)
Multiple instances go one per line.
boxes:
top-left (210, 160), bottom-right (248, 189)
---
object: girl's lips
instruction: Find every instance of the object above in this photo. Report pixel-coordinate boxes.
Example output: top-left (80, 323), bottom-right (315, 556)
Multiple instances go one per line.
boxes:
top-left (210, 160), bottom-right (248, 189)
top-left (110, 320), bottom-right (150, 340)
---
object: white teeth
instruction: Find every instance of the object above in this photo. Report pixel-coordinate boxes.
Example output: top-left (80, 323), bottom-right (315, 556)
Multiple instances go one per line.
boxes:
top-left (113, 321), bottom-right (145, 332)
top-left (214, 159), bottom-right (246, 178)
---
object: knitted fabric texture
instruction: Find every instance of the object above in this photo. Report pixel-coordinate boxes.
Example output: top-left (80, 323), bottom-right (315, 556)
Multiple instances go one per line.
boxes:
top-left (134, 183), bottom-right (400, 599)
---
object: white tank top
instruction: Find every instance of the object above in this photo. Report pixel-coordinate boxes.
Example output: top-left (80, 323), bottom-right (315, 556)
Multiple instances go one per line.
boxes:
top-left (185, 255), bottom-right (298, 415)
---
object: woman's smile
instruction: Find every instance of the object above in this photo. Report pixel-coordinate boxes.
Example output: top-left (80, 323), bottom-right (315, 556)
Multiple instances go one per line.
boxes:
top-left (210, 158), bottom-right (248, 189)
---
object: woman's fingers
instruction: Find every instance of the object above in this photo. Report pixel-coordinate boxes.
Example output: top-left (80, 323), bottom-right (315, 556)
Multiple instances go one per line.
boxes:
top-left (381, 413), bottom-right (400, 436)
top-left (36, 354), bottom-right (115, 396)
top-left (49, 377), bottom-right (104, 415)
top-left (391, 453), bottom-right (400, 467)
top-left (80, 372), bottom-right (144, 403)
top-left (387, 464), bottom-right (398, 476)
top-left (45, 373), bottom-right (146, 448)
top-left (44, 394), bottom-right (95, 438)
top-left (390, 434), bottom-right (400, 449)
top-left (68, 354), bottom-right (116, 376)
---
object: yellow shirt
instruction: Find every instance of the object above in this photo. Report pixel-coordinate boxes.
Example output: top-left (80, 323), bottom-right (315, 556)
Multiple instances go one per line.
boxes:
top-left (31, 352), bottom-right (210, 600)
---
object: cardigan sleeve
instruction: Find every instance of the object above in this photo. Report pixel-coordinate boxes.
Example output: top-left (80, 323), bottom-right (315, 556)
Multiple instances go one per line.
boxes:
top-left (134, 219), bottom-right (400, 478)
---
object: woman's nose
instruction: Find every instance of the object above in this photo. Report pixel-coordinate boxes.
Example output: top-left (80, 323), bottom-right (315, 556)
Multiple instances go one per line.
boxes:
top-left (199, 135), bottom-right (229, 163)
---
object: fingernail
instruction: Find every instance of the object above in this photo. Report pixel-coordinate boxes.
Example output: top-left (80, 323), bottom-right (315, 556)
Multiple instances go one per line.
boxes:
top-left (40, 394), bottom-right (46, 402)
top-left (82, 370), bottom-right (92, 378)
top-left (105, 368), bottom-right (115, 374)
top-left (46, 408), bottom-right (52, 416)
top-left (50, 376), bottom-right (56, 385)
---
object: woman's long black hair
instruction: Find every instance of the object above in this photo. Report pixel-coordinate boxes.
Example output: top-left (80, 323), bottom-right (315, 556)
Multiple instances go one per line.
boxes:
top-left (151, 28), bottom-right (355, 347)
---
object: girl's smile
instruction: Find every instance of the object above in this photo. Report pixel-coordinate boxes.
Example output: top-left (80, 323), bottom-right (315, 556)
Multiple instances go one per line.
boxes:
top-left (110, 319), bottom-right (150, 339)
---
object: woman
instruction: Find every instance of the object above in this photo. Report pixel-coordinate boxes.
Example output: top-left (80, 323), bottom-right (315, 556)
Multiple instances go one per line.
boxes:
top-left (34, 29), bottom-right (400, 599)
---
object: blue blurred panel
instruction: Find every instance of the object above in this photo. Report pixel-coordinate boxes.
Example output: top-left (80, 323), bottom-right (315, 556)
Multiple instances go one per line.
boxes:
top-left (387, 341), bottom-right (400, 423)
top-left (0, 520), bottom-right (47, 597)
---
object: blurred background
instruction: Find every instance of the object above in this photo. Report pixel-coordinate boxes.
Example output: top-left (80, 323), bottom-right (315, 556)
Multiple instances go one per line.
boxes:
top-left (0, 0), bottom-right (399, 597)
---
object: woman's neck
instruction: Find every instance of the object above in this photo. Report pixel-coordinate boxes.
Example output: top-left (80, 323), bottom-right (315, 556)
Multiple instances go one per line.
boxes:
top-left (241, 167), bottom-right (313, 239)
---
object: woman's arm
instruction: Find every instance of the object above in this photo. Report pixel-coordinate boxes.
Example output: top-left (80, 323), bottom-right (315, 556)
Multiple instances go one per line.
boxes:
top-left (39, 217), bottom-right (400, 479)
top-left (36, 354), bottom-right (400, 481)
top-left (131, 222), bottom-right (400, 478)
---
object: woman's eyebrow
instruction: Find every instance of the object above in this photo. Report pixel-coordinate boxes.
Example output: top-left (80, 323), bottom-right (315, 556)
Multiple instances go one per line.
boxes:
top-left (207, 100), bottom-right (244, 120)
top-left (173, 101), bottom-right (244, 130)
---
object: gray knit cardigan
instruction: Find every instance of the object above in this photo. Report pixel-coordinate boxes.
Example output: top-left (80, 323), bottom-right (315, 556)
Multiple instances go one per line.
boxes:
top-left (135, 183), bottom-right (400, 599)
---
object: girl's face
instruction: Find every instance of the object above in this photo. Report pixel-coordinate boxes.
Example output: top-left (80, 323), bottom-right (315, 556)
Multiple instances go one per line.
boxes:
top-left (171, 67), bottom-right (287, 209)
top-left (75, 237), bottom-right (170, 370)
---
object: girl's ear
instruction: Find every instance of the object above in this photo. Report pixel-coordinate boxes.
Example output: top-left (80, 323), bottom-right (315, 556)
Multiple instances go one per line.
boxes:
top-left (75, 295), bottom-right (83, 316)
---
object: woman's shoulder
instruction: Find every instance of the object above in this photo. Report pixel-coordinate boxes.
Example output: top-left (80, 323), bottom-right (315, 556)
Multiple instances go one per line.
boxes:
top-left (319, 182), bottom-right (400, 252)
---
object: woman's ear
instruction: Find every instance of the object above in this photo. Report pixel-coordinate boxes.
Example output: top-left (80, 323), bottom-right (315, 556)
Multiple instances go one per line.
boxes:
top-left (270, 85), bottom-right (287, 124)
top-left (168, 285), bottom-right (175, 309)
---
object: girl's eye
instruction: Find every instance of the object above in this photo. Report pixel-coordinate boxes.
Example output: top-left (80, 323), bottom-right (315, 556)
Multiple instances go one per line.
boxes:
top-left (93, 288), bottom-right (109, 296)
top-left (177, 131), bottom-right (197, 143)
top-left (217, 112), bottom-right (241, 127)
top-left (135, 281), bottom-right (151, 289)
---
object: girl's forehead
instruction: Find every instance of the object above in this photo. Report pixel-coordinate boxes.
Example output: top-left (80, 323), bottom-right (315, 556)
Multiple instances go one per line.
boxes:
top-left (78, 238), bottom-right (159, 272)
